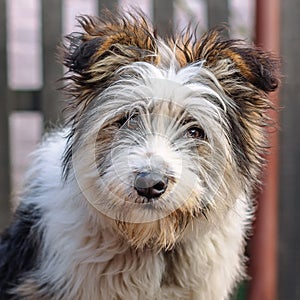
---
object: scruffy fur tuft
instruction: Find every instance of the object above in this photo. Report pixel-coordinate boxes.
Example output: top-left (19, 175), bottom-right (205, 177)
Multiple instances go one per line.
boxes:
top-left (0, 10), bottom-right (279, 300)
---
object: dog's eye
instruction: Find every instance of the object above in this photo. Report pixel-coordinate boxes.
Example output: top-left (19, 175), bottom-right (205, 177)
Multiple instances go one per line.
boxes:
top-left (117, 113), bottom-right (139, 129)
top-left (127, 114), bottom-right (139, 129)
top-left (185, 127), bottom-right (206, 139)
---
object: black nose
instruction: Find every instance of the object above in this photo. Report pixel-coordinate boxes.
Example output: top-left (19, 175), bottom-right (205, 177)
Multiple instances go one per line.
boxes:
top-left (134, 172), bottom-right (168, 199)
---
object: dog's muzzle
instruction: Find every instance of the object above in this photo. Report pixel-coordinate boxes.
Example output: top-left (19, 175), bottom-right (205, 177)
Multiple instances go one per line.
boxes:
top-left (134, 172), bottom-right (168, 200)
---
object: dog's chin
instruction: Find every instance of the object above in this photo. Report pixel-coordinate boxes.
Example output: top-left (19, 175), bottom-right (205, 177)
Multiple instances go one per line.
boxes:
top-left (115, 209), bottom-right (195, 251)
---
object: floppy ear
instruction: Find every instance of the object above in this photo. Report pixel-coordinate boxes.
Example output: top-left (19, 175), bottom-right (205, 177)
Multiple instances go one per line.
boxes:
top-left (173, 29), bottom-right (280, 95)
top-left (195, 30), bottom-right (280, 93)
top-left (63, 13), bottom-right (158, 106)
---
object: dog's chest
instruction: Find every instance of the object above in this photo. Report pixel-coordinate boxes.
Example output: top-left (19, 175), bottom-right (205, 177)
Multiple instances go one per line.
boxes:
top-left (72, 246), bottom-right (197, 300)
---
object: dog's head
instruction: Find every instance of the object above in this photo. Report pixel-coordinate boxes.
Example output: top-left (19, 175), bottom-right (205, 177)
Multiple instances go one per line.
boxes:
top-left (62, 11), bottom-right (280, 250)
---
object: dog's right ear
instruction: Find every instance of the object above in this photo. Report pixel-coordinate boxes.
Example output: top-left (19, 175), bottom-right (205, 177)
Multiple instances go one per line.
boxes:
top-left (62, 14), bottom-right (158, 106)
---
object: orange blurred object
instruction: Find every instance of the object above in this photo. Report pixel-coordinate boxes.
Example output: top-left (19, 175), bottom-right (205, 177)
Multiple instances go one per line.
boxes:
top-left (248, 0), bottom-right (280, 299)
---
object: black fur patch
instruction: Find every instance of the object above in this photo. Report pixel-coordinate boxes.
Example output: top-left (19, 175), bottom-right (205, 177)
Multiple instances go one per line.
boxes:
top-left (66, 36), bottom-right (103, 73)
top-left (0, 203), bottom-right (42, 299)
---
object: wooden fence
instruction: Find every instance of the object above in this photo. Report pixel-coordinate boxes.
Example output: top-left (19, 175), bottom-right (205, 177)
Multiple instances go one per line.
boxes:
top-left (4, 0), bottom-right (300, 300)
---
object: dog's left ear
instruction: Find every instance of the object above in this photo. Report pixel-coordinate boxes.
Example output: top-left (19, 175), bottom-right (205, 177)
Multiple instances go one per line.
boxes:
top-left (194, 30), bottom-right (280, 94)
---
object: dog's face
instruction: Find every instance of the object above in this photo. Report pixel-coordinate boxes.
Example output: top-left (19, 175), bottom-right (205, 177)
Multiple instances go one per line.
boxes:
top-left (62, 12), bottom-right (279, 250)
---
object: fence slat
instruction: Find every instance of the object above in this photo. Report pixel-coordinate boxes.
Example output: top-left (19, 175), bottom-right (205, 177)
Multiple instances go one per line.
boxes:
top-left (97, 0), bottom-right (118, 13)
top-left (247, 1), bottom-right (280, 299)
top-left (10, 91), bottom-right (41, 111)
top-left (153, 0), bottom-right (174, 37)
top-left (0, 0), bottom-right (11, 230)
top-left (41, 0), bottom-right (63, 127)
top-left (206, 0), bottom-right (229, 30)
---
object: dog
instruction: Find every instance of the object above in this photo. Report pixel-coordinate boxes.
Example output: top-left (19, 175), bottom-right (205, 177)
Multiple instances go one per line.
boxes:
top-left (0, 10), bottom-right (279, 300)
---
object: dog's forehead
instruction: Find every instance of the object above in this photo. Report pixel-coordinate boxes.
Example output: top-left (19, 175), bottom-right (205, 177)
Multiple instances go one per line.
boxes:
top-left (143, 77), bottom-right (191, 107)
top-left (148, 98), bottom-right (185, 118)
top-left (133, 73), bottom-right (225, 118)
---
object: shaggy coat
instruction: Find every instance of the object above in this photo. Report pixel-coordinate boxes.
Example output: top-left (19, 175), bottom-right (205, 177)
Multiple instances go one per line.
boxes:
top-left (0, 11), bottom-right (279, 300)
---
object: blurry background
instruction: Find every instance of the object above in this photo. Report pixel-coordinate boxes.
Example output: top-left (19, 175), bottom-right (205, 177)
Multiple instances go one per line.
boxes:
top-left (0, 0), bottom-right (299, 299)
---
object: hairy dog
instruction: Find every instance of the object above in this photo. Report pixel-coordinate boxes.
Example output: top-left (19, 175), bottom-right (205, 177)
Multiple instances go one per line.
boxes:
top-left (0, 11), bottom-right (279, 300)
